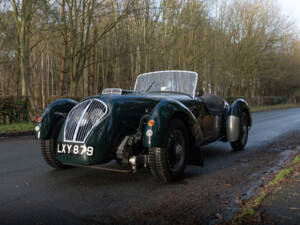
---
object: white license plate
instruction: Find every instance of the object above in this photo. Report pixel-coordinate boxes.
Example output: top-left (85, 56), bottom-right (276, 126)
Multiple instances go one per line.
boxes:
top-left (57, 143), bottom-right (94, 156)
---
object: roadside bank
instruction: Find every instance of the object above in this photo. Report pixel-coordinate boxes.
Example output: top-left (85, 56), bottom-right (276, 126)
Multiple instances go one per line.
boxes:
top-left (231, 152), bottom-right (300, 225)
top-left (0, 122), bottom-right (35, 137)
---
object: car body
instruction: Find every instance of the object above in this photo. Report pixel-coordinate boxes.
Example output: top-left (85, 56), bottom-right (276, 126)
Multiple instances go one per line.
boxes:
top-left (36, 70), bottom-right (251, 183)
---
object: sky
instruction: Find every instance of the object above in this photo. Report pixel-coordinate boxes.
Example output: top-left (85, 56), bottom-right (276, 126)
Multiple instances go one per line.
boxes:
top-left (279, 0), bottom-right (300, 27)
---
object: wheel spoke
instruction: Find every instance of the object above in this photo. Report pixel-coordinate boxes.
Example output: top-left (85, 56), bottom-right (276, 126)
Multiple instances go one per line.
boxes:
top-left (167, 129), bottom-right (185, 172)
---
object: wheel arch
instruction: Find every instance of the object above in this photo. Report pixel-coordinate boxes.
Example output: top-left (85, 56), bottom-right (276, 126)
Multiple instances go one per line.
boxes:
top-left (39, 98), bottom-right (78, 139)
top-left (40, 117), bottom-right (72, 169)
top-left (143, 99), bottom-right (201, 148)
top-left (172, 111), bottom-right (194, 148)
top-left (226, 98), bottom-right (252, 142)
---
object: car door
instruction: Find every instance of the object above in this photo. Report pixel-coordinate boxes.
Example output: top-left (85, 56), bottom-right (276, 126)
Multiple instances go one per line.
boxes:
top-left (192, 97), bottom-right (218, 142)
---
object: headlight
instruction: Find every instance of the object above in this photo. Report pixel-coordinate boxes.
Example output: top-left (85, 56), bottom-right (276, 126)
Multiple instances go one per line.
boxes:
top-left (35, 125), bottom-right (40, 132)
top-left (146, 129), bottom-right (153, 137)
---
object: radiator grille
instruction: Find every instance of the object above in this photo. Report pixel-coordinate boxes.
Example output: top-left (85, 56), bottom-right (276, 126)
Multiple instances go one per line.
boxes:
top-left (64, 99), bottom-right (108, 143)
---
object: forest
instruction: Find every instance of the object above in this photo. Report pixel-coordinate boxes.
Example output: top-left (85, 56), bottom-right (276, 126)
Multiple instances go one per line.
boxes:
top-left (0, 0), bottom-right (300, 119)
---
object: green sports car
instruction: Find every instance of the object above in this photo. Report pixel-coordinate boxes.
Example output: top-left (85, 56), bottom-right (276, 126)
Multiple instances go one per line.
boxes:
top-left (35, 70), bottom-right (251, 183)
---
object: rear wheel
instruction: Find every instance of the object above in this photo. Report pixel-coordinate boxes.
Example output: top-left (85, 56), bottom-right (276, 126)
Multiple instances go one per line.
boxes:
top-left (41, 118), bottom-right (71, 169)
top-left (230, 112), bottom-right (248, 151)
top-left (149, 119), bottom-right (188, 183)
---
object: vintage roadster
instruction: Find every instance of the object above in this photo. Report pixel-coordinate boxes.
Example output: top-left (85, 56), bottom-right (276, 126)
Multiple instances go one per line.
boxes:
top-left (35, 71), bottom-right (251, 183)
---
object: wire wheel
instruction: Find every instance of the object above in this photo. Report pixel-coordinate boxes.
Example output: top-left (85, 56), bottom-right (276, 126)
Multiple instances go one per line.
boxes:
top-left (230, 112), bottom-right (248, 151)
top-left (166, 129), bottom-right (186, 173)
top-left (149, 119), bottom-right (188, 183)
top-left (41, 118), bottom-right (72, 169)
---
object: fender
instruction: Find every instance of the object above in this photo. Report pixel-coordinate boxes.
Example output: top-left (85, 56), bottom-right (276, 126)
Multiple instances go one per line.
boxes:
top-left (226, 98), bottom-right (252, 142)
top-left (39, 98), bottom-right (78, 139)
top-left (143, 98), bottom-right (201, 148)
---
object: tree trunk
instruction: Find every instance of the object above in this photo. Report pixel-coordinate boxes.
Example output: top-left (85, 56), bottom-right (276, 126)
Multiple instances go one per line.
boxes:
top-left (70, 78), bottom-right (79, 98)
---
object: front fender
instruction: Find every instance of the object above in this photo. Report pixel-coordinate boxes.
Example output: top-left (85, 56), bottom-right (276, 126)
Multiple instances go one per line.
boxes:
top-left (226, 98), bottom-right (252, 142)
top-left (39, 98), bottom-right (78, 139)
top-left (143, 99), bottom-right (201, 148)
top-left (228, 98), bottom-right (252, 126)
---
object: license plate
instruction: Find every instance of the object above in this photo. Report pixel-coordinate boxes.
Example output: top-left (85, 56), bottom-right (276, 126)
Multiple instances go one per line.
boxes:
top-left (57, 143), bottom-right (94, 156)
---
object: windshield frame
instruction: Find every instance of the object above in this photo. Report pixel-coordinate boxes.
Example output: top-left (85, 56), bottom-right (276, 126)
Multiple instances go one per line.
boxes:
top-left (134, 70), bottom-right (198, 99)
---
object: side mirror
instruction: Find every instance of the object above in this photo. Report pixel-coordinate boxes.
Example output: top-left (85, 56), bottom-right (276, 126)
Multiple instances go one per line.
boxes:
top-left (196, 88), bottom-right (204, 96)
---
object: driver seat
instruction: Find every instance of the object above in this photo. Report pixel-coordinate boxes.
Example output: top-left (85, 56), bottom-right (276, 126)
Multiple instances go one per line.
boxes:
top-left (200, 94), bottom-right (225, 115)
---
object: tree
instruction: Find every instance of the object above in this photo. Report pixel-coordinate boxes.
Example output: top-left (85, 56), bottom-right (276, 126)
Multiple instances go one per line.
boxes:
top-left (11, 0), bottom-right (35, 96)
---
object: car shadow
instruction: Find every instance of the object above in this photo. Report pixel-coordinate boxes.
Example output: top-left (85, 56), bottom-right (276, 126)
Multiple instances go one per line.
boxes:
top-left (45, 166), bottom-right (160, 187)
top-left (43, 141), bottom-right (243, 187)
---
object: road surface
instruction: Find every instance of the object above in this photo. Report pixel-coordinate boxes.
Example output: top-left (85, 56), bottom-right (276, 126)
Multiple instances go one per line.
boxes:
top-left (1, 107), bottom-right (300, 225)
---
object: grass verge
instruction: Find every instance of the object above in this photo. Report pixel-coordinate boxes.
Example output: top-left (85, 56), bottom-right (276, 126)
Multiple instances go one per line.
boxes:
top-left (232, 153), bottom-right (300, 224)
top-left (250, 103), bottom-right (300, 112)
top-left (293, 155), bottom-right (300, 163)
top-left (269, 167), bottom-right (294, 185)
top-left (0, 122), bottom-right (35, 134)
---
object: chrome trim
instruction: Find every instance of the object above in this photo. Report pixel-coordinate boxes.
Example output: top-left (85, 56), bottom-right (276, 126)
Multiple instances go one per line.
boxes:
top-left (226, 115), bottom-right (240, 142)
top-left (129, 156), bottom-right (137, 173)
top-left (102, 88), bottom-right (122, 95)
top-left (64, 100), bottom-right (90, 141)
top-left (63, 99), bottom-right (108, 143)
top-left (72, 100), bottom-right (93, 142)
top-left (213, 115), bottom-right (221, 136)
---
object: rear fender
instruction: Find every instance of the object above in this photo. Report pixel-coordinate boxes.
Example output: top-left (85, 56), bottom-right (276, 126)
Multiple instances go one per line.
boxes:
top-left (39, 99), bottom-right (78, 139)
top-left (143, 99), bottom-right (201, 148)
top-left (226, 98), bottom-right (251, 142)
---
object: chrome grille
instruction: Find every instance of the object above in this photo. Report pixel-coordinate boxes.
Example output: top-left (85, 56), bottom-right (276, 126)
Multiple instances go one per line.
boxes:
top-left (64, 99), bottom-right (108, 143)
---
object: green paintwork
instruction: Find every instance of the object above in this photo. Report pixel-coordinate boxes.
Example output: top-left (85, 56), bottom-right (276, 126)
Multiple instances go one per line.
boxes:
top-left (38, 92), bottom-right (251, 166)
top-left (143, 98), bottom-right (201, 148)
top-left (39, 99), bottom-right (78, 139)
top-left (56, 94), bottom-right (160, 164)
top-left (55, 94), bottom-right (202, 165)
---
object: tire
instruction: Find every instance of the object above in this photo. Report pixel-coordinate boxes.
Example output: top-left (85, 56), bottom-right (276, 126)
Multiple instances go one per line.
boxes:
top-left (230, 112), bottom-right (248, 151)
top-left (149, 119), bottom-right (188, 183)
top-left (41, 118), bottom-right (71, 169)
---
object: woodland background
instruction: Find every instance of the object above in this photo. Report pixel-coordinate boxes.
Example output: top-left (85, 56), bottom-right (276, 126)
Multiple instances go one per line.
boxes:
top-left (0, 0), bottom-right (300, 122)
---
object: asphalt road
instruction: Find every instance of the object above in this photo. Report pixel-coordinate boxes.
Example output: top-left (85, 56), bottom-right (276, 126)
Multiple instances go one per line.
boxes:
top-left (1, 108), bottom-right (300, 225)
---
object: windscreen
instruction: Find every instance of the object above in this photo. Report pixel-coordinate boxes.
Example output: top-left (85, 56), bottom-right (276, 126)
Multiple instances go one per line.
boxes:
top-left (134, 71), bottom-right (198, 98)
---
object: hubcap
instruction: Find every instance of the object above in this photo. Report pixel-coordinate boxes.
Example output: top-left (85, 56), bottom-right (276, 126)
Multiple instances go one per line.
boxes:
top-left (167, 130), bottom-right (185, 172)
top-left (175, 144), bottom-right (183, 159)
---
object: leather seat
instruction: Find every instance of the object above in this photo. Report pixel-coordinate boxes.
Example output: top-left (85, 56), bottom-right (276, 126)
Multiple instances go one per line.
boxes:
top-left (200, 94), bottom-right (225, 115)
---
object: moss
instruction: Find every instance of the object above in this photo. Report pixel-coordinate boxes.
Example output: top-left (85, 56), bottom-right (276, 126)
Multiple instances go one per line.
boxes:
top-left (293, 155), bottom-right (300, 163)
top-left (232, 192), bottom-right (266, 224)
top-left (232, 160), bottom-right (297, 224)
top-left (269, 167), bottom-right (294, 185)
top-left (253, 191), bottom-right (266, 208)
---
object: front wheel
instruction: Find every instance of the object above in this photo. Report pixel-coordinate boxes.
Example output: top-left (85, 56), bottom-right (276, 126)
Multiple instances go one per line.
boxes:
top-left (41, 118), bottom-right (71, 169)
top-left (149, 119), bottom-right (188, 183)
top-left (230, 112), bottom-right (248, 151)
